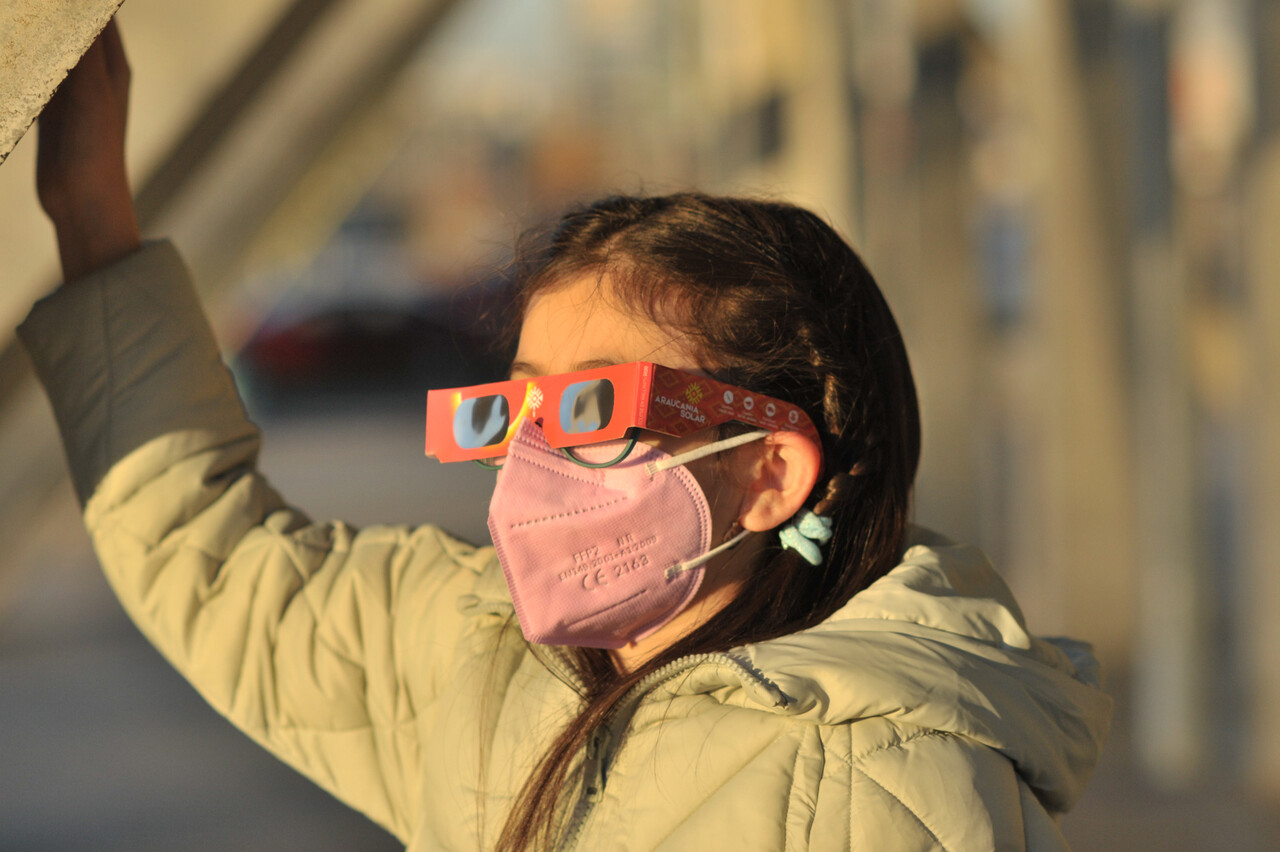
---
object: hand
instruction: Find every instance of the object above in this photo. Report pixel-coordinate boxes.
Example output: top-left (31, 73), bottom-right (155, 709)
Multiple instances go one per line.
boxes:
top-left (37, 19), bottom-right (141, 282)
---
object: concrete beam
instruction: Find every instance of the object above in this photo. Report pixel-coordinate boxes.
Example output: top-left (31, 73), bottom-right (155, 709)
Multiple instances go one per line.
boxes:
top-left (0, 0), bottom-right (125, 165)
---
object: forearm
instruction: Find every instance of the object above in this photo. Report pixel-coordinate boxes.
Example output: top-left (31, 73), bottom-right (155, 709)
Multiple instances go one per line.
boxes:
top-left (49, 197), bottom-right (142, 284)
top-left (36, 18), bottom-right (140, 283)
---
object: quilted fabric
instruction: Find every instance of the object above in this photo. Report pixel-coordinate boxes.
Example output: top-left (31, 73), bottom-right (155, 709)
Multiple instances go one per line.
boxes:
top-left (19, 242), bottom-right (1112, 851)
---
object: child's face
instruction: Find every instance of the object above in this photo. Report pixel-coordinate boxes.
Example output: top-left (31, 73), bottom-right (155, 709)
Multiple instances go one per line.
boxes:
top-left (511, 271), bottom-right (760, 620)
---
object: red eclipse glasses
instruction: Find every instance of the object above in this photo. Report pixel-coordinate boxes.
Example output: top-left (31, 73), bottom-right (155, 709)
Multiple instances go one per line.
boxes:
top-left (425, 361), bottom-right (822, 465)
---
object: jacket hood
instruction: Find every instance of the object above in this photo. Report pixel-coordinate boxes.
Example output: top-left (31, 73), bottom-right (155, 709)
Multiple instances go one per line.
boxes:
top-left (716, 529), bottom-right (1113, 814)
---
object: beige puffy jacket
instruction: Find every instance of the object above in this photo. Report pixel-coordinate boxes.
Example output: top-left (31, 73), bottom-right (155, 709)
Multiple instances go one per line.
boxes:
top-left (19, 242), bottom-right (1112, 851)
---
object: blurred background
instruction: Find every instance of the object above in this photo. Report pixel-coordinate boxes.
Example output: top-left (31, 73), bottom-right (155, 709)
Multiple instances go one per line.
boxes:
top-left (1, 0), bottom-right (1278, 849)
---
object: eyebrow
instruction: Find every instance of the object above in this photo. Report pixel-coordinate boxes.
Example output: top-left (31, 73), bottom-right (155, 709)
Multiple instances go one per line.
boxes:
top-left (509, 358), bottom-right (623, 378)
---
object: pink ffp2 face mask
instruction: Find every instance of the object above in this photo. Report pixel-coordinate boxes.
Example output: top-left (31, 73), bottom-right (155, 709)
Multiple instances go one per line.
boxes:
top-left (487, 418), bottom-right (758, 649)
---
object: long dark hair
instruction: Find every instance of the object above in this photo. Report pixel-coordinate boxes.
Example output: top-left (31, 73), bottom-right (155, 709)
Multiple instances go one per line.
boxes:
top-left (494, 192), bottom-right (921, 851)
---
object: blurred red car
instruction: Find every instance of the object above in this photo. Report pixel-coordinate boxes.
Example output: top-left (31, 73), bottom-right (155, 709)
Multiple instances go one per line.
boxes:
top-left (233, 281), bottom-right (513, 418)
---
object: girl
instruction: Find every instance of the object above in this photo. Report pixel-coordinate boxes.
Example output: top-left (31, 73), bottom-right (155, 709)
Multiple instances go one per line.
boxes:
top-left (20, 22), bottom-right (1110, 851)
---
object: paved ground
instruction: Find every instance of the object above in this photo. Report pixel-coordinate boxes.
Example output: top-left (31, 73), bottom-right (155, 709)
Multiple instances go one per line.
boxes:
top-left (2, 405), bottom-right (1278, 851)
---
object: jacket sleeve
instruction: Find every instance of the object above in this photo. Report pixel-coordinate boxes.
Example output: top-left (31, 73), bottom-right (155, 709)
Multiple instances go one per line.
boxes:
top-left (17, 242), bottom-right (495, 842)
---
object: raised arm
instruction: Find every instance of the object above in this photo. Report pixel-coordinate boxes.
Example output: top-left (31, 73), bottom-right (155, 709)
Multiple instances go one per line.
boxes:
top-left (18, 22), bottom-right (494, 841)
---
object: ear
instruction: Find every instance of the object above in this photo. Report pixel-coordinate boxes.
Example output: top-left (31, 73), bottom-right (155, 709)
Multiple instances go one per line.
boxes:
top-left (736, 431), bottom-right (822, 533)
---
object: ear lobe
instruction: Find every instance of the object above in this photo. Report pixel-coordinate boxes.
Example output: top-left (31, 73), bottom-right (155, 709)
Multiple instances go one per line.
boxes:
top-left (737, 431), bottom-right (822, 533)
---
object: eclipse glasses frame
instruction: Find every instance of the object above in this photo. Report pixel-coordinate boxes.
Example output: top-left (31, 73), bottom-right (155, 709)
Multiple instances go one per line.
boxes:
top-left (425, 361), bottom-right (822, 466)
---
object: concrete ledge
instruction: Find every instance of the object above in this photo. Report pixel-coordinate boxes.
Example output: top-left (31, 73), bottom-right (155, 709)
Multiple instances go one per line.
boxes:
top-left (0, 0), bottom-right (126, 164)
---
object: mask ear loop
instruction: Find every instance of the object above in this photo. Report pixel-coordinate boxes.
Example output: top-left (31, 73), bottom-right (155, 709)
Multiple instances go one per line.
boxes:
top-left (645, 429), bottom-right (770, 477)
top-left (666, 528), bottom-right (752, 579)
top-left (648, 429), bottom-right (769, 579)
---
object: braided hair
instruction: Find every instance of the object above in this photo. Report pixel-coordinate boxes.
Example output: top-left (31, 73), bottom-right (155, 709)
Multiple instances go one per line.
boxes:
top-left (496, 192), bottom-right (921, 851)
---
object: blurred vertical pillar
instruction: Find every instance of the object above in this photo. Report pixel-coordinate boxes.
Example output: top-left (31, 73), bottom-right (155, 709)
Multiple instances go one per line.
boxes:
top-left (1120, 0), bottom-right (1206, 783)
top-left (1129, 0), bottom-right (1260, 787)
top-left (1243, 0), bottom-right (1280, 802)
top-left (786, 0), bottom-right (858, 235)
top-left (682, 0), bottom-right (856, 233)
top-left (1174, 0), bottom-right (1255, 783)
top-left (857, 5), bottom-right (983, 550)
top-left (846, 0), bottom-right (917, 265)
top-left (1000, 0), bottom-right (1134, 655)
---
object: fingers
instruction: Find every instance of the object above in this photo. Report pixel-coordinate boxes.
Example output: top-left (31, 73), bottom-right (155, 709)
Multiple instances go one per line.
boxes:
top-left (46, 26), bottom-right (110, 124)
top-left (62, 18), bottom-right (127, 94)
top-left (101, 18), bottom-right (131, 85)
top-left (62, 25), bottom-right (108, 88)
top-left (54, 17), bottom-right (129, 112)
